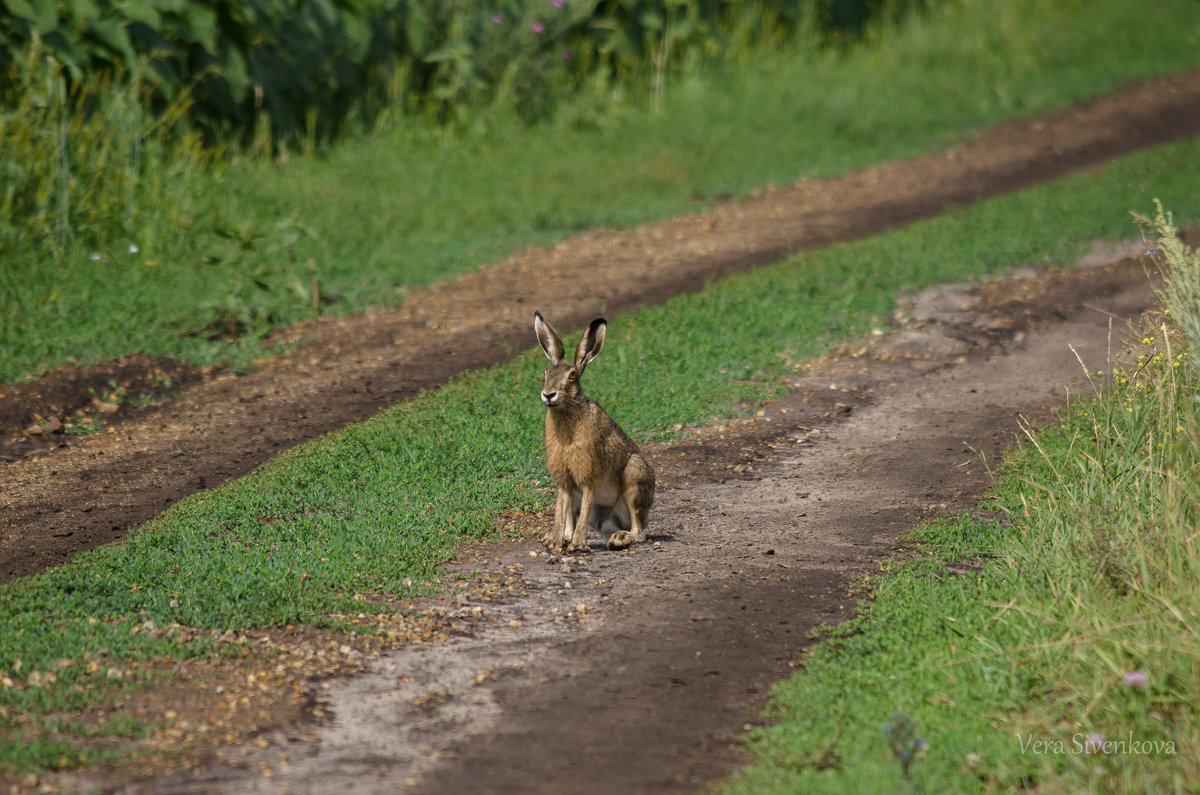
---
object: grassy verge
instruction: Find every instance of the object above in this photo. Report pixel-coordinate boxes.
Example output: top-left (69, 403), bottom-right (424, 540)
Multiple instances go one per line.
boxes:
top-left (3, 135), bottom-right (1200, 771)
top-left (3, 0), bottom-right (1199, 382)
top-left (722, 206), bottom-right (1200, 793)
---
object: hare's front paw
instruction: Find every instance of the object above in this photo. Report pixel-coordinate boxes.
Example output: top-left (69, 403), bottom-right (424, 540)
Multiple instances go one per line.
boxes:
top-left (606, 531), bottom-right (633, 551)
top-left (566, 538), bottom-right (591, 554)
top-left (542, 531), bottom-right (566, 553)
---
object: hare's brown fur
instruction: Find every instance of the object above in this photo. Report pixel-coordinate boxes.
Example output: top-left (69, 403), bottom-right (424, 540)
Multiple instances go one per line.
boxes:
top-left (535, 312), bottom-right (655, 553)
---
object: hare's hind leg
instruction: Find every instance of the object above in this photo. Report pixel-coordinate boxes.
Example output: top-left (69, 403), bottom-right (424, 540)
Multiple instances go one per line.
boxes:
top-left (606, 455), bottom-right (655, 551)
top-left (602, 500), bottom-right (630, 550)
top-left (605, 484), bottom-right (646, 550)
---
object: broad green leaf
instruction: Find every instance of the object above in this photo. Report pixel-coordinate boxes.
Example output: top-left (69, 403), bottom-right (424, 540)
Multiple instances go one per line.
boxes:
top-left (222, 46), bottom-right (250, 102)
top-left (4, 0), bottom-right (38, 21)
top-left (87, 17), bottom-right (137, 67)
top-left (182, 4), bottom-right (217, 54)
top-left (5, 0), bottom-right (58, 35)
top-left (405, 5), bottom-right (429, 56)
top-left (424, 42), bottom-right (471, 63)
top-left (341, 13), bottom-right (370, 55)
top-left (640, 11), bottom-right (664, 31)
top-left (62, 0), bottom-right (99, 23)
top-left (669, 19), bottom-right (696, 41)
top-left (116, 0), bottom-right (161, 29)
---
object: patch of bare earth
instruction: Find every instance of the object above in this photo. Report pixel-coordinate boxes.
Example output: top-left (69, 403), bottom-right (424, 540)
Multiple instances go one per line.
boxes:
top-left (1, 68), bottom-right (1198, 794)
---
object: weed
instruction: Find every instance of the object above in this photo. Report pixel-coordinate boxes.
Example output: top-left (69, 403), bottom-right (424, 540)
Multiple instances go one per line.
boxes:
top-left (65, 416), bottom-right (105, 436)
top-left (883, 710), bottom-right (927, 791)
top-left (1142, 200), bottom-right (1200, 380)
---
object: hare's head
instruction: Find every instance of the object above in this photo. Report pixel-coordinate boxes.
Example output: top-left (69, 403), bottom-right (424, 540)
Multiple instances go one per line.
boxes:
top-left (534, 311), bottom-right (606, 409)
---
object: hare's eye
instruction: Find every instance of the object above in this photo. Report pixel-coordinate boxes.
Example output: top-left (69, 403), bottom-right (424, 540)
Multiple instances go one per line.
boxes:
top-left (567, 371), bottom-right (577, 381)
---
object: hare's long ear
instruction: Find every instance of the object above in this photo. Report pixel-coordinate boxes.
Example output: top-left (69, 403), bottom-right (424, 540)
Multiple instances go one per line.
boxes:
top-left (534, 311), bottom-right (566, 363)
top-left (574, 318), bottom-right (607, 372)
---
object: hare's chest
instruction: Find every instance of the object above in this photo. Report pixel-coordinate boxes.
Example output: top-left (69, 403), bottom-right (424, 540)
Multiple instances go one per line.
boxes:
top-left (545, 440), bottom-right (617, 504)
top-left (545, 440), bottom-right (597, 482)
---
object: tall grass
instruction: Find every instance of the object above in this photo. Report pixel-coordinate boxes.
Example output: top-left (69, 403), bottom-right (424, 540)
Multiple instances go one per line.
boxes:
top-left (1148, 201), bottom-right (1200, 381)
top-left (725, 208), bottom-right (1200, 792)
top-left (990, 209), bottom-right (1200, 791)
top-left (0, 42), bottom-right (215, 258)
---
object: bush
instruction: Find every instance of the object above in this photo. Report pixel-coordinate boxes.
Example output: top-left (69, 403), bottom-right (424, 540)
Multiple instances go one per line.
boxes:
top-left (0, 1), bottom-right (928, 144)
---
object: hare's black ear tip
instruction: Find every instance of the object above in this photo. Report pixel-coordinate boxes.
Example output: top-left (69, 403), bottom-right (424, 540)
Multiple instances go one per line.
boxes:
top-left (534, 310), bottom-right (544, 321)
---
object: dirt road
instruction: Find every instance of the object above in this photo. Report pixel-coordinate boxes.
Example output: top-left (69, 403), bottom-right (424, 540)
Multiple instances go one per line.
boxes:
top-left (3, 68), bottom-right (1197, 793)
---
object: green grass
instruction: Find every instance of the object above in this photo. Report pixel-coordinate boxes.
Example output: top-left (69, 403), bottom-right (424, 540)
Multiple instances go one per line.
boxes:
top-left (722, 210), bottom-right (1200, 793)
top-left (2, 0), bottom-right (1199, 382)
top-left (3, 134), bottom-right (1200, 772)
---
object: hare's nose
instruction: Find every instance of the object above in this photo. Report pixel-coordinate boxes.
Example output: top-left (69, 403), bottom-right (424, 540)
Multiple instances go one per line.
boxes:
top-left (541, 391), bottom-right (557, 405)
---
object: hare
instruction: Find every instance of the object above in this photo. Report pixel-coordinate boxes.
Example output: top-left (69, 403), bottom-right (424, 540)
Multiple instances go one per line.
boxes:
top-left (534, 311), bottom-right (655, 554)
